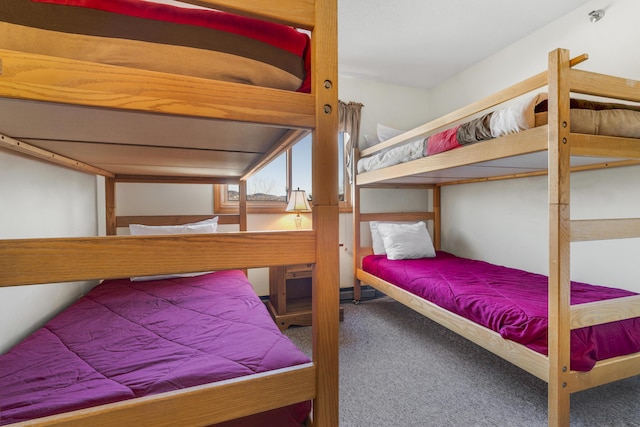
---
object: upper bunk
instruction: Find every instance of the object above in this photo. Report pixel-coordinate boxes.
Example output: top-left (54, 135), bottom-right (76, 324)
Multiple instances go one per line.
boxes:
top-left (0, 0), bottom-right (341, 293)
top-left (0, 0), bottom-right (340, 284)
top-left (0, 0), bottom-right (331, 182)
top-left (355, 49), bottom-right (640, 188)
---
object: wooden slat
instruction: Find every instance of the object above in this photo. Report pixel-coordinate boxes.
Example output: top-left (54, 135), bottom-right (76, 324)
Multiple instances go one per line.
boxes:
top-left (359, 212), bottom-right (434, 222)
top-left (570, 295), bottom-right (640, 329)
top-left (242, 129), bottom-right (309, 180)
top-left (358, 183), bottom-right (435, 189)
top-left (356, 126), bottom-right (549, 186)
top-left (0, 49), bottom-right (315, 129)
top-left (115, 175), bottom-right (238, 184)
top-left (359, 74), bottom-right (547, 158)
top-left (359, 54), bottom-right (588, 158)
top-left (0, 232), bottom-right (316, 286)
top-left (0, 133), bottom-right (113, 177)
top-left (569, 69), bottom-right (640, 103)
top-left (570, 133), bottom-right (640, 159)
top-left (13, 364), bottom-right (316, 427)
top-left (179, 0), bottom-right (315, 29)
top-left (438, 159), bottom-right (640, 187)
top-left (116, 215), bottom-right (240, 228)
top-left (357, 269), bottom-right (550, 381)
top-left (569, 353), bottom-right (640, 393)
top-left (571, 218), bottom-right (640, 241)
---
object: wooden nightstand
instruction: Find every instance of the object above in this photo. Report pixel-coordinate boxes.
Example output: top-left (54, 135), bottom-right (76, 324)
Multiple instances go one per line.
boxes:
top-left (267, 264), bottom-right (343, 331)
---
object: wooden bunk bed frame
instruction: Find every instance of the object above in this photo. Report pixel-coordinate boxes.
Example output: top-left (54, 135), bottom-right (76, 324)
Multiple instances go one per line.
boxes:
top-left (353, 48), bottom-right (640, 427)
top-left (0, 1), bottom-right (339, 426)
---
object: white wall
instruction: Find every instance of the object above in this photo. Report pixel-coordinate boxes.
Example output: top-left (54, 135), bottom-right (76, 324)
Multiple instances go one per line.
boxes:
top-left (338, 77), bottom-right (433, 286)
top-left (339, 76), bottom-right (432, 149)
top-left (0, 151), bottom-right (99, 352)
top-left (433, 0), bottom-right (640, 291)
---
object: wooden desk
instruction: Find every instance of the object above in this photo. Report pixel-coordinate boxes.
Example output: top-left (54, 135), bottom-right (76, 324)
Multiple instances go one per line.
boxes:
top-left (267, 264), bottom-right (343, 331)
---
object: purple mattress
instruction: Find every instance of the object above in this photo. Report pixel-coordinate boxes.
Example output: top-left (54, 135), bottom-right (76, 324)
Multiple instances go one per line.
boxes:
top-left (0, 270), bottom-right (311, 426)
top-left (363, 251), bottom-right (640, 371)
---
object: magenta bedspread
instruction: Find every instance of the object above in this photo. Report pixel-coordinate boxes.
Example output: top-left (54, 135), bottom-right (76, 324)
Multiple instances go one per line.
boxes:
top-left (0, 270), bottom-right (311, 426)
top-left (363, 251), bottom-right (640, 371)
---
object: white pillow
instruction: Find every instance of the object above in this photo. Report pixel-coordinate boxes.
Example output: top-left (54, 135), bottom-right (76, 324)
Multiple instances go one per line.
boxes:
top-left (129, 217), bottom-right (218, 281)
top-left (369, 221), bottom-right (387, 255)
top-left (370, 220), bottom-right (429, 255)
top-left (129, 216), bottom-right (218, 235)
top-left (377, 123), bottom-right (405, 142)
top-left (376, 221), bottom-right (436, 260)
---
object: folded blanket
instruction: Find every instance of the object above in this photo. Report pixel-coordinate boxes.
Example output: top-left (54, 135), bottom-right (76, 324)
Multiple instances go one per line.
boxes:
top-left (426, 93), bottom-right (548, 156)
top-left (358, 93), bottom-right (640, 174)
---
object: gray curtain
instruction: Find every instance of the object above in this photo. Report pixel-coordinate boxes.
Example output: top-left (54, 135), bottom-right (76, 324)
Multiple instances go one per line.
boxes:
top-left (339, 100), bottom-right (363, 183)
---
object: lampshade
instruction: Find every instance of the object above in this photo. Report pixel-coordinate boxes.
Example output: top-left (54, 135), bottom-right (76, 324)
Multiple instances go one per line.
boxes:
top-left (286, 188), bottom-right (312, 213)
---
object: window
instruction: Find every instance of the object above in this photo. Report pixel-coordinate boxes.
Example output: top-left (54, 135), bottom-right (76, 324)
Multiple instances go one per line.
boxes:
top-left (214, 134), bottom-right (351, 213)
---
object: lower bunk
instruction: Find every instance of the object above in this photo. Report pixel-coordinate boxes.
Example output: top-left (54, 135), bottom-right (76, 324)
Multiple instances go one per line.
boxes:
top-left (355, 241), bottom-right (640, 421)
top-left (0, 270), bottom-right (311, 426)
top-left (360, 251), bottom-right (640, 372)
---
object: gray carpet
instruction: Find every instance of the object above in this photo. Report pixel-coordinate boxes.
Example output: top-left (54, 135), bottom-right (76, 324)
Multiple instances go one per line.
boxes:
top-left (285, 295), bottom-right (640, 427)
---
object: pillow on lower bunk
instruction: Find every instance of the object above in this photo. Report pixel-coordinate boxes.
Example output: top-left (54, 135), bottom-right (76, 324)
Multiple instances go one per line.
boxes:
top-left (129, 217), bottom-right (218, 281)
top-left (373, 221), bottom-right (436, 260)
top-left (370, 220), bottom-right (431, 255)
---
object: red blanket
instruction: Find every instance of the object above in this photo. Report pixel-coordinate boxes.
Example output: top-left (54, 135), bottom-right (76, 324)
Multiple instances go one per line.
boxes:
top-left (1, 0), bottom-right (311, 91)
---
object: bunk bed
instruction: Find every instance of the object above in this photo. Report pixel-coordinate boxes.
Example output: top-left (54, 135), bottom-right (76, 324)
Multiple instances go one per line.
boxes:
top-left (0, 0), bottom-right (339, 426)
top-left (352, 48), bottom-right (640, 427)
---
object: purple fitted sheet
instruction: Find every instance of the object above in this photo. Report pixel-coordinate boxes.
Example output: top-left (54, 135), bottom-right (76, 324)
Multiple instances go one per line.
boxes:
top-left (362, 251), bottom-right (640, 371)
top-left (0, 270), bottom-right (311, 426)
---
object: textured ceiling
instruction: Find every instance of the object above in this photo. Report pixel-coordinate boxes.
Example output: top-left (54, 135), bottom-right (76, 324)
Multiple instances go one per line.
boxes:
top-left (338, 0), bottom-right (595, 89)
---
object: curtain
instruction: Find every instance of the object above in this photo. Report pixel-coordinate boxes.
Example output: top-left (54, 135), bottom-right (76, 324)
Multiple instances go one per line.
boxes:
top-left (339, 100), bottom-right (363, 183)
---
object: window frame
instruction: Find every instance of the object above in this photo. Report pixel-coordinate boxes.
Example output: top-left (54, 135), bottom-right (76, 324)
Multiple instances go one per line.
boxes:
top-left (214, 135), bottom-right (352, 214)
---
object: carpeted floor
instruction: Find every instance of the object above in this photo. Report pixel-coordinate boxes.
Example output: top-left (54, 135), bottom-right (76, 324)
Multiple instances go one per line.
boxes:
top-left (285, 295), bottom-right (640, 427)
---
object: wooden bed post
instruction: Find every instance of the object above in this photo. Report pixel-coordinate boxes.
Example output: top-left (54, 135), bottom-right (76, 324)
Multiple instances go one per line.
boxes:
top-left (311, 0), bottom-right (340, 425)
top-left (105, 176), bottom-right (116, 236)
top-left (238, 179), bottom-right (247, 232)
top-left (352, 149), bottom-right (362, 301)
top-left (547, 48), bottom-right (572, 427)
top-left (433, 185), bottom-right (441, 251)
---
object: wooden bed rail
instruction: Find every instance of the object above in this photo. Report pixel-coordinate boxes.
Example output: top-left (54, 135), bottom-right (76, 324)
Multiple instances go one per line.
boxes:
top-left (569, 69), bottom-right (640, 103)
top-left (0, 49), bottom-right (316, 129)
top-left (0, 231), bottom-right (316, 287)
top-left (570, 295), bottom-right (640, 329)
top-left (0, 133), bottom-right (113, 177)
top-left (116, 214), bottom-right (241, 228)
top-left (180, 0), bottom-right (316, 29)
top-left (360, 54), bottom-right (589, 158)
top-left (571, 218), bottom-right (640, 241)
top-left (358, 212), bottom-right (435, 222)
top-left (569, 353), bottom-right (640, 393)
top-left (11, 364), bottom-right (316, 427)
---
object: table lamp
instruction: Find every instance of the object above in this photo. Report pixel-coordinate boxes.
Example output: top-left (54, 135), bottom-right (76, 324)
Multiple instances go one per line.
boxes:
top-left (285, 188), bottom-right (312, 229)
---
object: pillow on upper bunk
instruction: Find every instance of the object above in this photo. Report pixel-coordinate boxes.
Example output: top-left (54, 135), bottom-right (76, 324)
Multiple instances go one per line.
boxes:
top-left (128, 217), bottom-right (218, 281)
top-left (377, 124), bottom-right (405, 142)
top-left (374, 221), bottom-right (436, 260)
